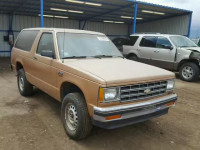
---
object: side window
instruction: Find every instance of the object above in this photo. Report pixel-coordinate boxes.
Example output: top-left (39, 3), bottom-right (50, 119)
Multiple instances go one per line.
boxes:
top-left (15, 30), bottom-right (39, 51)
top-left (139, 36), bottom-right (156, 48)
top-left (129, 36), bottom-right (139, 46)
top-left (37, 33), bottom-right (55, 56)
top-left (156, 37), bottom-right (172, 49)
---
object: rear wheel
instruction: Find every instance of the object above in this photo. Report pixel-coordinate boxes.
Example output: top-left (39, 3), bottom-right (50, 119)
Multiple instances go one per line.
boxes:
top-left (179, 62), bottom-right (200, 82)
top-left (17, 69), bottom-right (34, 96)
top-left (128, 55), bottom-right (138, 61)
top-left (61, 93), bottom-right (92, 140)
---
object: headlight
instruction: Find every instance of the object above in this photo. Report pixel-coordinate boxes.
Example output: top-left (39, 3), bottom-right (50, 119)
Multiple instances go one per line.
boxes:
top-left (167, 80), bottom-right (175, 90)
top-left (99, 87), bottom-right (120, 102)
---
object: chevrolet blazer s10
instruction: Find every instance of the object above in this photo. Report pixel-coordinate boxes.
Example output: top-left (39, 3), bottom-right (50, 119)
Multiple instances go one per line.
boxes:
top-left (11, 28), bottom-right (177, 140)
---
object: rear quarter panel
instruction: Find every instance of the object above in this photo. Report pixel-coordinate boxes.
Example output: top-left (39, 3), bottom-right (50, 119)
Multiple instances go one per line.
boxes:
top-left (123, 45), bottom-right (140, 57)
top-left (122, 36), bottom-right (142, 58)
top-left (11, 47), bottom-right (34, 76)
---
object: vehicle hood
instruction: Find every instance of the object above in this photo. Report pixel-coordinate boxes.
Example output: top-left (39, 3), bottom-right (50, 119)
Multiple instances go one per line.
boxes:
top-left (185, 47), bottom-right (200, 52)
top-left (65, 58), bottom-right (174, 86)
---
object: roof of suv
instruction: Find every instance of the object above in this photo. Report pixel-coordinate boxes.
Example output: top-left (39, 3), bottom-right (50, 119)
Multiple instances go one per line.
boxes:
top-left (130, 33), bottom-right (182, 38)
top-left (23, 28), bottom-right (104, 35)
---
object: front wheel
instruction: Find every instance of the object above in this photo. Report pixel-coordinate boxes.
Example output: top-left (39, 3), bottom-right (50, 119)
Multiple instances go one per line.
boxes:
top-left (61, 93), bottom-right (92, 140)
top-left (179, 62), bottom-right (200, 82)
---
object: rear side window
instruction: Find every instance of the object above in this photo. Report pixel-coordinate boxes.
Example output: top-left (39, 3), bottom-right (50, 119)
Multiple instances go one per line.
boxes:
top-left (129, 36), bottom-right (139, 46)
top-left (15, 30), bottom-right (39, 51)
top-left (140, 36), bottom-right (156, 48)
top-left (156, 37), bottom-right (172, 49)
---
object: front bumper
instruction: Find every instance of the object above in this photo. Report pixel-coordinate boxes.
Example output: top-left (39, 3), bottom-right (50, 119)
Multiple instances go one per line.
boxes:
top-left (93, 94), bottom-right (177, 129)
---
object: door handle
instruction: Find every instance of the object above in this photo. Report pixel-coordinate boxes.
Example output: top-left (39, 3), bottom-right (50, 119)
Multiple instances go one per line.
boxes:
top-left (137, 49), bottom-right (140, 51)
top-left (33, 56), bottom-right (38, 60)
top-left (154, 50), bottom-right (159, 53)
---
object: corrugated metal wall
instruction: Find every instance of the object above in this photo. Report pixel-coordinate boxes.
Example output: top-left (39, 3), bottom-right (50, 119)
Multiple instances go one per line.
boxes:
top-left (0, 14), bottom-right (10, 57)
top-left (0, 13), bottom-right (190, 57)
top-left (85, 21), bottom-right (128, 36)
top-left (0, 14), bottom-right (80, 57)
top-left (135, 14), bottom-right (190, 36)
top-left (0, 14), bottom-right (129, 57)
top-left (13, 15), bottom-right (79, 30)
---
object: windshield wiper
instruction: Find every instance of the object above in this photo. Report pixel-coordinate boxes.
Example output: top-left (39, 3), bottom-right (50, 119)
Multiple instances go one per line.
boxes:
top-left (180, 46), bottom-right (189, 47)
top-left (113, 55), bottom-right (125, 58)
top-left (93, 55), bottom-right (113, 58)
top-left (62, 56), bottom-right (88, 59)
top-left (93, 55), bottom-right (124, 59)
top-left (62, 55), bottom-right (124, 59)
top-left (180, 46), bottom-right (198, 48)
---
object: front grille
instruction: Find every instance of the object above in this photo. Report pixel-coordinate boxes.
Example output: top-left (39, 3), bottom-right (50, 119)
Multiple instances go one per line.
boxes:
top-left (120, 81), bottom-right (167, 102)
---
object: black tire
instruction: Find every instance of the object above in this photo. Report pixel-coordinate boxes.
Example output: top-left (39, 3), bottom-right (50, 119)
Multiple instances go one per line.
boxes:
top-left (179, 62), bottom-right (200, 82)
top-left (61, 93), bottom-right (92, 140)
top-left (128, 55), bottom-right (138, 61)
top-left (17, 69), bottom-right (34, 96)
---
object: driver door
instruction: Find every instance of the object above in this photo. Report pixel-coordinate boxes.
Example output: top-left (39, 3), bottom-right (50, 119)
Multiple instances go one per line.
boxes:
top-left (30, 31), bottom-right (58, 97)
top-left (150, 36), bottom-right (176, 70)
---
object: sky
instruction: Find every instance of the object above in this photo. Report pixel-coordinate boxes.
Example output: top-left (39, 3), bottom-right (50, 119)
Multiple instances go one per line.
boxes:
top-left (138, 0), bottom-right (200, 38)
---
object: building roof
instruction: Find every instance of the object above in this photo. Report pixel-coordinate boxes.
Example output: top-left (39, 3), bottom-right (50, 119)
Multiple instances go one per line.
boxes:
top-left (0, 0), bottom-right (192, 24)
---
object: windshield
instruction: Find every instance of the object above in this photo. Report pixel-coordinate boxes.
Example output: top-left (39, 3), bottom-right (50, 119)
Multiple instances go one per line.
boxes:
top-left (170, 36), bottom-right (197, 47)
top-left (57, 32), bottom-right (122, 59)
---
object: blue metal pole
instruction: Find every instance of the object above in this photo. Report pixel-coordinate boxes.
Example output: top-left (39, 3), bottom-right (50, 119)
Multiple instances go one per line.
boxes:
top-left (187, 12), bottom-right (193, 37)
top-left (133, 3), bottom-right (138, 34)
top-left (40, 0), bottom-right (44, 27)
top-left (9, 14), bottom-right (13, 57)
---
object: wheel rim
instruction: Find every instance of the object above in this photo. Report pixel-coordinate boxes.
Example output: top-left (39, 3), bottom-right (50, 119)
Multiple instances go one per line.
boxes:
top-left (19, 75), bottom-right (24, 91)
top-left (182, 66), bottom-right (194, 79)
top-left (65, 103), bottom-right (78, 131)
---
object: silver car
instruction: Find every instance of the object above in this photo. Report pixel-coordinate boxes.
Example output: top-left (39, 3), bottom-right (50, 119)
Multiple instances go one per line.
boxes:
top-left (123, 34), bottom-right (200, 82)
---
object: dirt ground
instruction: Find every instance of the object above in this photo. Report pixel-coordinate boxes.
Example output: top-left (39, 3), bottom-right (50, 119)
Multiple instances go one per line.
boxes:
top-left (0, 58), bottom-right (200, 150)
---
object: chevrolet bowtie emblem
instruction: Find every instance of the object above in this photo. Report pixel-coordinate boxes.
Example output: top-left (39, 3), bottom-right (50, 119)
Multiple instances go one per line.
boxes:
top-left (144, 89), bottom-right (151, 94)
top-left (58, 72), bottom-right (63, 77)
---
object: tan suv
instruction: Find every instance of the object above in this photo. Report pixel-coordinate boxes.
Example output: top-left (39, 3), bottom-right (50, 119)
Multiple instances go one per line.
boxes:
top-left (11, 28), bottom-right (177, 140)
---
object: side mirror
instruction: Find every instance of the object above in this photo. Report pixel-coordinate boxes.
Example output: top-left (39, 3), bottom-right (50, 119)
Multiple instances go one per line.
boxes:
top-left (169, 46), bottom-right (174, 50)
top-left (41, 50), bottom-right (55, 58)
top-left (163, 44), bottom-right (173, 50)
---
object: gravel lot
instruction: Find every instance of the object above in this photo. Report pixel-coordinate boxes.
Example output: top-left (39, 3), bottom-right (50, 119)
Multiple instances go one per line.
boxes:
top-left (0, 58), bottom-right (200, 150)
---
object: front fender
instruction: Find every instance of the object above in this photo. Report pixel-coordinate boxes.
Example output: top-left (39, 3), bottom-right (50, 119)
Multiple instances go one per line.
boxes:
top-left (176, 48), bottom-right (191, 63)
top-left (57, 70), bottom-right (102, 117)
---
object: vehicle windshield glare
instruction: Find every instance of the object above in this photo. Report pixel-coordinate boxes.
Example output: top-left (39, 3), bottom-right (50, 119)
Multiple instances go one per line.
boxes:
top-left (170, 36), bottom-right (197, 48)
top-left (57, 32), bottom-right (122, 59)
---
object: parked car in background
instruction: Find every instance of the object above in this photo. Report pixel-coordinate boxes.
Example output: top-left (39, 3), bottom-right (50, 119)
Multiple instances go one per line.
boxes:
top-left (123, 33), bottom-right (200, 82)
top-left (11, 28), bottom-right (177, 140)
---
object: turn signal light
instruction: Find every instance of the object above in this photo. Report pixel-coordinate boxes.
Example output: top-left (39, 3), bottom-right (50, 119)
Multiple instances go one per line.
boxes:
top-left (167, 102), bottom-right (175, 106)
top-left (106, 115), bottom-right (121, 120)
top-left (99, 88), bottom-right (104, 102)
